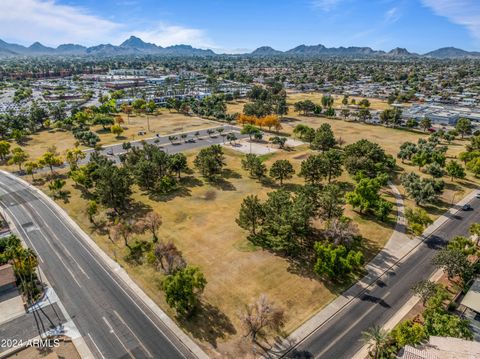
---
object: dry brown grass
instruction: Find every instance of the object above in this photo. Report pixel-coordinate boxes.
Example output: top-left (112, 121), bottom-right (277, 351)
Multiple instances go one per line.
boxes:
top-left (0, 110), bottom-right (218, 171)
top-left (286, 91), bottom-right (398, 111)
top-left (36, 145), bottom-right (395, 358)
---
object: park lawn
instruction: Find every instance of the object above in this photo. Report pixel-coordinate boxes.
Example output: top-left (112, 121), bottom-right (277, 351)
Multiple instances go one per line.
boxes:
top-left (226, 100), bottom-right (248, 115)
top-left (286, 91), bottom-right (397, 111)
top-left (36, 144), bottom-right (395, 358)
top-left (278, 113), bottom-right (478, 224)
top-left (0, 110), bottom-right (219, 171)
top-left (96, 109), bottom-right (220, 145)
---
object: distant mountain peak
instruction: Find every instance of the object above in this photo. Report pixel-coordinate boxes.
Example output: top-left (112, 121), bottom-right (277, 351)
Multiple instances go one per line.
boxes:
top-left (120, 36), bottom-right (160, 50)
top-left (251, 46), bottom-right (283, 55)
top-left (387, 47), bottom-right (412, 56)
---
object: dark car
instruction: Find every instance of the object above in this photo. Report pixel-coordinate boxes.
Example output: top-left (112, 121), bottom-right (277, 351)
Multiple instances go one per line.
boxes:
top-left (186, 138), bottom-right (195, 143)
top-left (462, 204), bottom-right (473, 211)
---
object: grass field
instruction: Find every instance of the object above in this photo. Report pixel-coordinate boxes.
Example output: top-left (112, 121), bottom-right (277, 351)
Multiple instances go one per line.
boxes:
top-left (37, 145), bottom-right (396, 358)
top-left (227, 92), bottom-right (397, 114)
top-left (1, 110), bottom-right (219, 171)
top-left (286, 91), bottom-right (397, 111)
top-left (279, 114), bottom-right (478, 223)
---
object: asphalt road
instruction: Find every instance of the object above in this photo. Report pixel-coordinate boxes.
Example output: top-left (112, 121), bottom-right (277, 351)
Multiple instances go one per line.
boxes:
top-left (0, 173), bottom-right (196, 359)
top-left (286, 195), bottom-right (480, 359)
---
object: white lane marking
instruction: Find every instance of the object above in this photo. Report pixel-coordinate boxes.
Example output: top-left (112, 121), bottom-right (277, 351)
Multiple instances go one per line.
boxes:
top-left (0, 174), bottom-right (192, 356)
top-left (114, 310), bottom-right (153, 358)
top-left (88, 332), bottom-right (106, 359)
top-left (4, 201), bottom-right (82, 288)
top-left (314, 291), bottom-right (392, 358)
top-left (30, 212), bottom-right (91, 280)
top-left (33, 194), bottom-right (184, 353)
top-left (102, 317), bottom-right (134, 359)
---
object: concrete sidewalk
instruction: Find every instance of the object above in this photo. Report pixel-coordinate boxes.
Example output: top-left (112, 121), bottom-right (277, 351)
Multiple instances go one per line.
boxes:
top-left (275, 185), bottom-right (478, 356)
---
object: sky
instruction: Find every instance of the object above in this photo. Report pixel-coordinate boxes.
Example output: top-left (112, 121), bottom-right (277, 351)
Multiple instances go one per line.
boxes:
top-left (1, 0), bottom-right (480, 53)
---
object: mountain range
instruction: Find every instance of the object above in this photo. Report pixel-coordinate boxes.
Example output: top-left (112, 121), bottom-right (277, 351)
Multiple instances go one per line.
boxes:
top-left (0, 36), bottom-right (479, 59)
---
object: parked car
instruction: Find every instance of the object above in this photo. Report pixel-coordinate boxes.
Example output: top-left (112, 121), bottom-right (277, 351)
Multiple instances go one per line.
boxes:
top-left (476, 193), bottom-right (480, 199)
top-left (462, 204), bottom-right (473, 211)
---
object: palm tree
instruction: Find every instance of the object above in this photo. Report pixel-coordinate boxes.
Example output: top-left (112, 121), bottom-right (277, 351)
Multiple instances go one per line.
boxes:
top-left (362, 326), bottom-right (389, 359)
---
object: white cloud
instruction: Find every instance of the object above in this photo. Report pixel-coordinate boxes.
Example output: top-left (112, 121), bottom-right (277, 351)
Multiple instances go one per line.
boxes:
top-left (0, 0), bottom-right (215, 49)
top-left (384, 7), bottom-right (400, 23)
top-left (422, 0), bottom-right (480, 39)
top-left (311, 0), bottom-right (344, 12)
top-left (129, 24), bottom-right (215, 49)
top-left (0, 0), bottom-right (120, 46)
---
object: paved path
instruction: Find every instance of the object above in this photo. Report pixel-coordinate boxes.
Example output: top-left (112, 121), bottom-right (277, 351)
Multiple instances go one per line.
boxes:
top-left (274, 186), bottom-right (480, 359)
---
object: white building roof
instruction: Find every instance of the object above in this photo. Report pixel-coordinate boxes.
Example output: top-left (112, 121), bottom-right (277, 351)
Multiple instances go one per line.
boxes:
top-left (461, 277), bottom-right (480, 313)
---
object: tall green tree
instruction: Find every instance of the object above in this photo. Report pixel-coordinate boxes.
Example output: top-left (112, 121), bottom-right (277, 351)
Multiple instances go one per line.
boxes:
top-left (162, 266), bottom-right (207, 316)
top-left (269, 159), bottom-right (295, 185)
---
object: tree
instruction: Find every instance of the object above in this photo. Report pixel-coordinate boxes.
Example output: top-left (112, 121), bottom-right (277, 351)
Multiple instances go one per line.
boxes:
top-left (420, 117), bottom-right (432, 132)
top-left (299, 154), bottom-right (325, 185)
top-left (162, 266), bottom-right (207, 316)
top-left (269, 159), bottom-right (295, 185)
top-left (346, 176), bottom-right (383, 214)
top-left (236, 195), bottom-right (265, 236)
top-left (65, 147), bottom-right (86, 171)
top-left (95, 164), bottom-right (133, 213)
top-left (86, 200), bottom-right (98, 224)
top-left (8, 147), bottom-right (28, 171)
top-left (423, 289), bottom-right (473, 339)
top-left (426, 162), bottom-right (445, 178)
top-left (238, 294), bottom-right (285, 343)
top-left (397, 142), bottom-right (417, 163)
top-left (111, 124), bottom-right (124, 138)
top-left (323, 216), bottom-right (358, 246)
top-left (48, 178), bottom-right (66, 198)
top-left (142, 212), bottom-right (162, 242)
top-left (0, 140), bottom-right (10, 161)
top-left (361, 326), bottom-right (390, 359)
top-left (93, 114), bottom-right (114, 130)
top-left (375, 199), bottom-right (393, 222)
top-left (432, 248), bottom-right (473, 285)
top-left (311, 123), bottom-right (336, 152)
top-left (152, 240), bottom-right (186, 274)
top-left (405, 207), bottom-right (433, 235)
top-left (401, 172), bottom-right (443, 206)
top-left (445, 160), bottom-right (465, 181)
top-left (390, 320), bottom-right (426, 348)
top-left (169, 153), bottom-right (188, 179)
top-left (344, 139), bottom-right (393, 178)
top-left (314, 243), bottom-right (363, 280)
top-left (469, 223), bottom-right (480, 246)
top-left (270, 136), bottom-right (287, 149)
top-left (38, 147), bottom-right (62, 174)
top-left (412, 280), bottom-right (441, 305)
top-left (455, 118), bottom-right (472, 139)
top-left (321, 149), bottom-right (343, 182)
top-left (24, 161), bottom-right (39, 181)
top-left (318, 184), bottom-right (345, 220)
top-left (241, 154), bottom-right (266, 179)
top-left (120, 104), bottom-right (133, 124)
top-left (194, 145), bottom-right (225, 180)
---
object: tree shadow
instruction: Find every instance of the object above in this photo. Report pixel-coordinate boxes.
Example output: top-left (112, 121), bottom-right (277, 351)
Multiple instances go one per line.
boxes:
top-left (147, 186), bottom-right (193, 202)
top-left (221, 168), bottom-right (242, 180)
top-left (210, 177), bottom-right (236, 191)
top-left (179, 301), bottom-right (237, 348)
top-left (123, 200), bottom-right (153, 221)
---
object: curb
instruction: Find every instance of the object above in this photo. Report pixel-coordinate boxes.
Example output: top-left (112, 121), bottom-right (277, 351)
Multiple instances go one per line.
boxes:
top-left (0, 170), bottom-right (209, 359)
top-left (277, 185), bottom-right (478, 357)
top-left (0, 205), bottom-right (93, 359)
